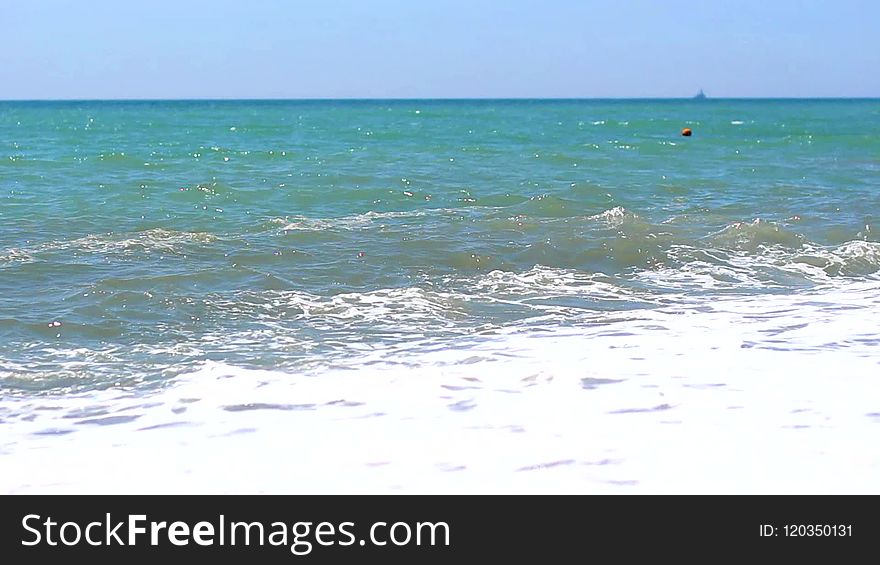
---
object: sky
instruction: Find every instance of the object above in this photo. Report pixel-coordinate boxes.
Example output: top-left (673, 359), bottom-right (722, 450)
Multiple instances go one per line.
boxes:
top-left (1, 0), bottom-right (878, 99)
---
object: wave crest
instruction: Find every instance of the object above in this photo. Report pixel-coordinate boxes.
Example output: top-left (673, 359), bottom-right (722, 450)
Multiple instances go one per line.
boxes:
top-left (710, 219), bottom-right (806, 251)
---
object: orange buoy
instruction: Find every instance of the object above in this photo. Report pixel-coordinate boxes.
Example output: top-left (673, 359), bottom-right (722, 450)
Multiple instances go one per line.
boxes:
top-left (681, 128), bottom-right (693, 137)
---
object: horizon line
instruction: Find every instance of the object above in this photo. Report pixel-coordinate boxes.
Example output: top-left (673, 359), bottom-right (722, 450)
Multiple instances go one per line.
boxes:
top-left (1, 96), bottom-right (878, 103)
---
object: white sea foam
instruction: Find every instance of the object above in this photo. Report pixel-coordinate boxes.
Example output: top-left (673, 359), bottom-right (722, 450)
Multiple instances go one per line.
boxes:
top-left (588, 206), bottom-right (632, 227)
top-left (0, 248), bottom-right (35, 264)
top-left (1, 229), bottom-right (216, 260)
top-left (273, 210), bottom-right (432, 232)
top-left (645, 239), bottom-right (880, 290)
top-left (3, 279), bottom-right (880, 494)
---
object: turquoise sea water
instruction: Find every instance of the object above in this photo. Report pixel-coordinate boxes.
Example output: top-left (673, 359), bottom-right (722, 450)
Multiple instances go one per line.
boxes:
top-left (2, 100), bottom-right (880, 493)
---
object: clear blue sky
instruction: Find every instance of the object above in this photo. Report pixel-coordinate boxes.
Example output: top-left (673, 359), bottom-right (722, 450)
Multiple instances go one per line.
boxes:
top-left (1, 0), bottom-right (877, 99)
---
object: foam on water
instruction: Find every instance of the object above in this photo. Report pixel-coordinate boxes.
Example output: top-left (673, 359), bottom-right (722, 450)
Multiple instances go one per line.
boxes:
top-left (2, 229), bottom-right (218, 263)
top-left (272, 210), bottom-right (431, 232)
top-left (3, 278), bottom-right (880, 494)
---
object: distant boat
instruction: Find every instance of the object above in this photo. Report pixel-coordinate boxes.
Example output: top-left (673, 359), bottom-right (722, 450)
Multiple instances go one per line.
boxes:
top-left (693, 89), bottom-right (707, 100)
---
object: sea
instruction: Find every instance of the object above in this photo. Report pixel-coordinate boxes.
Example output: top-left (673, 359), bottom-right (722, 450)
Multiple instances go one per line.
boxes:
top-left (2, 99), bottom-right (879, 493)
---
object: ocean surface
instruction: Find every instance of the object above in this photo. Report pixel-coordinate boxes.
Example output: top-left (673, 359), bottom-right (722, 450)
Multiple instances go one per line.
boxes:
top-left (2, 99), bottom-right (879, 493)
